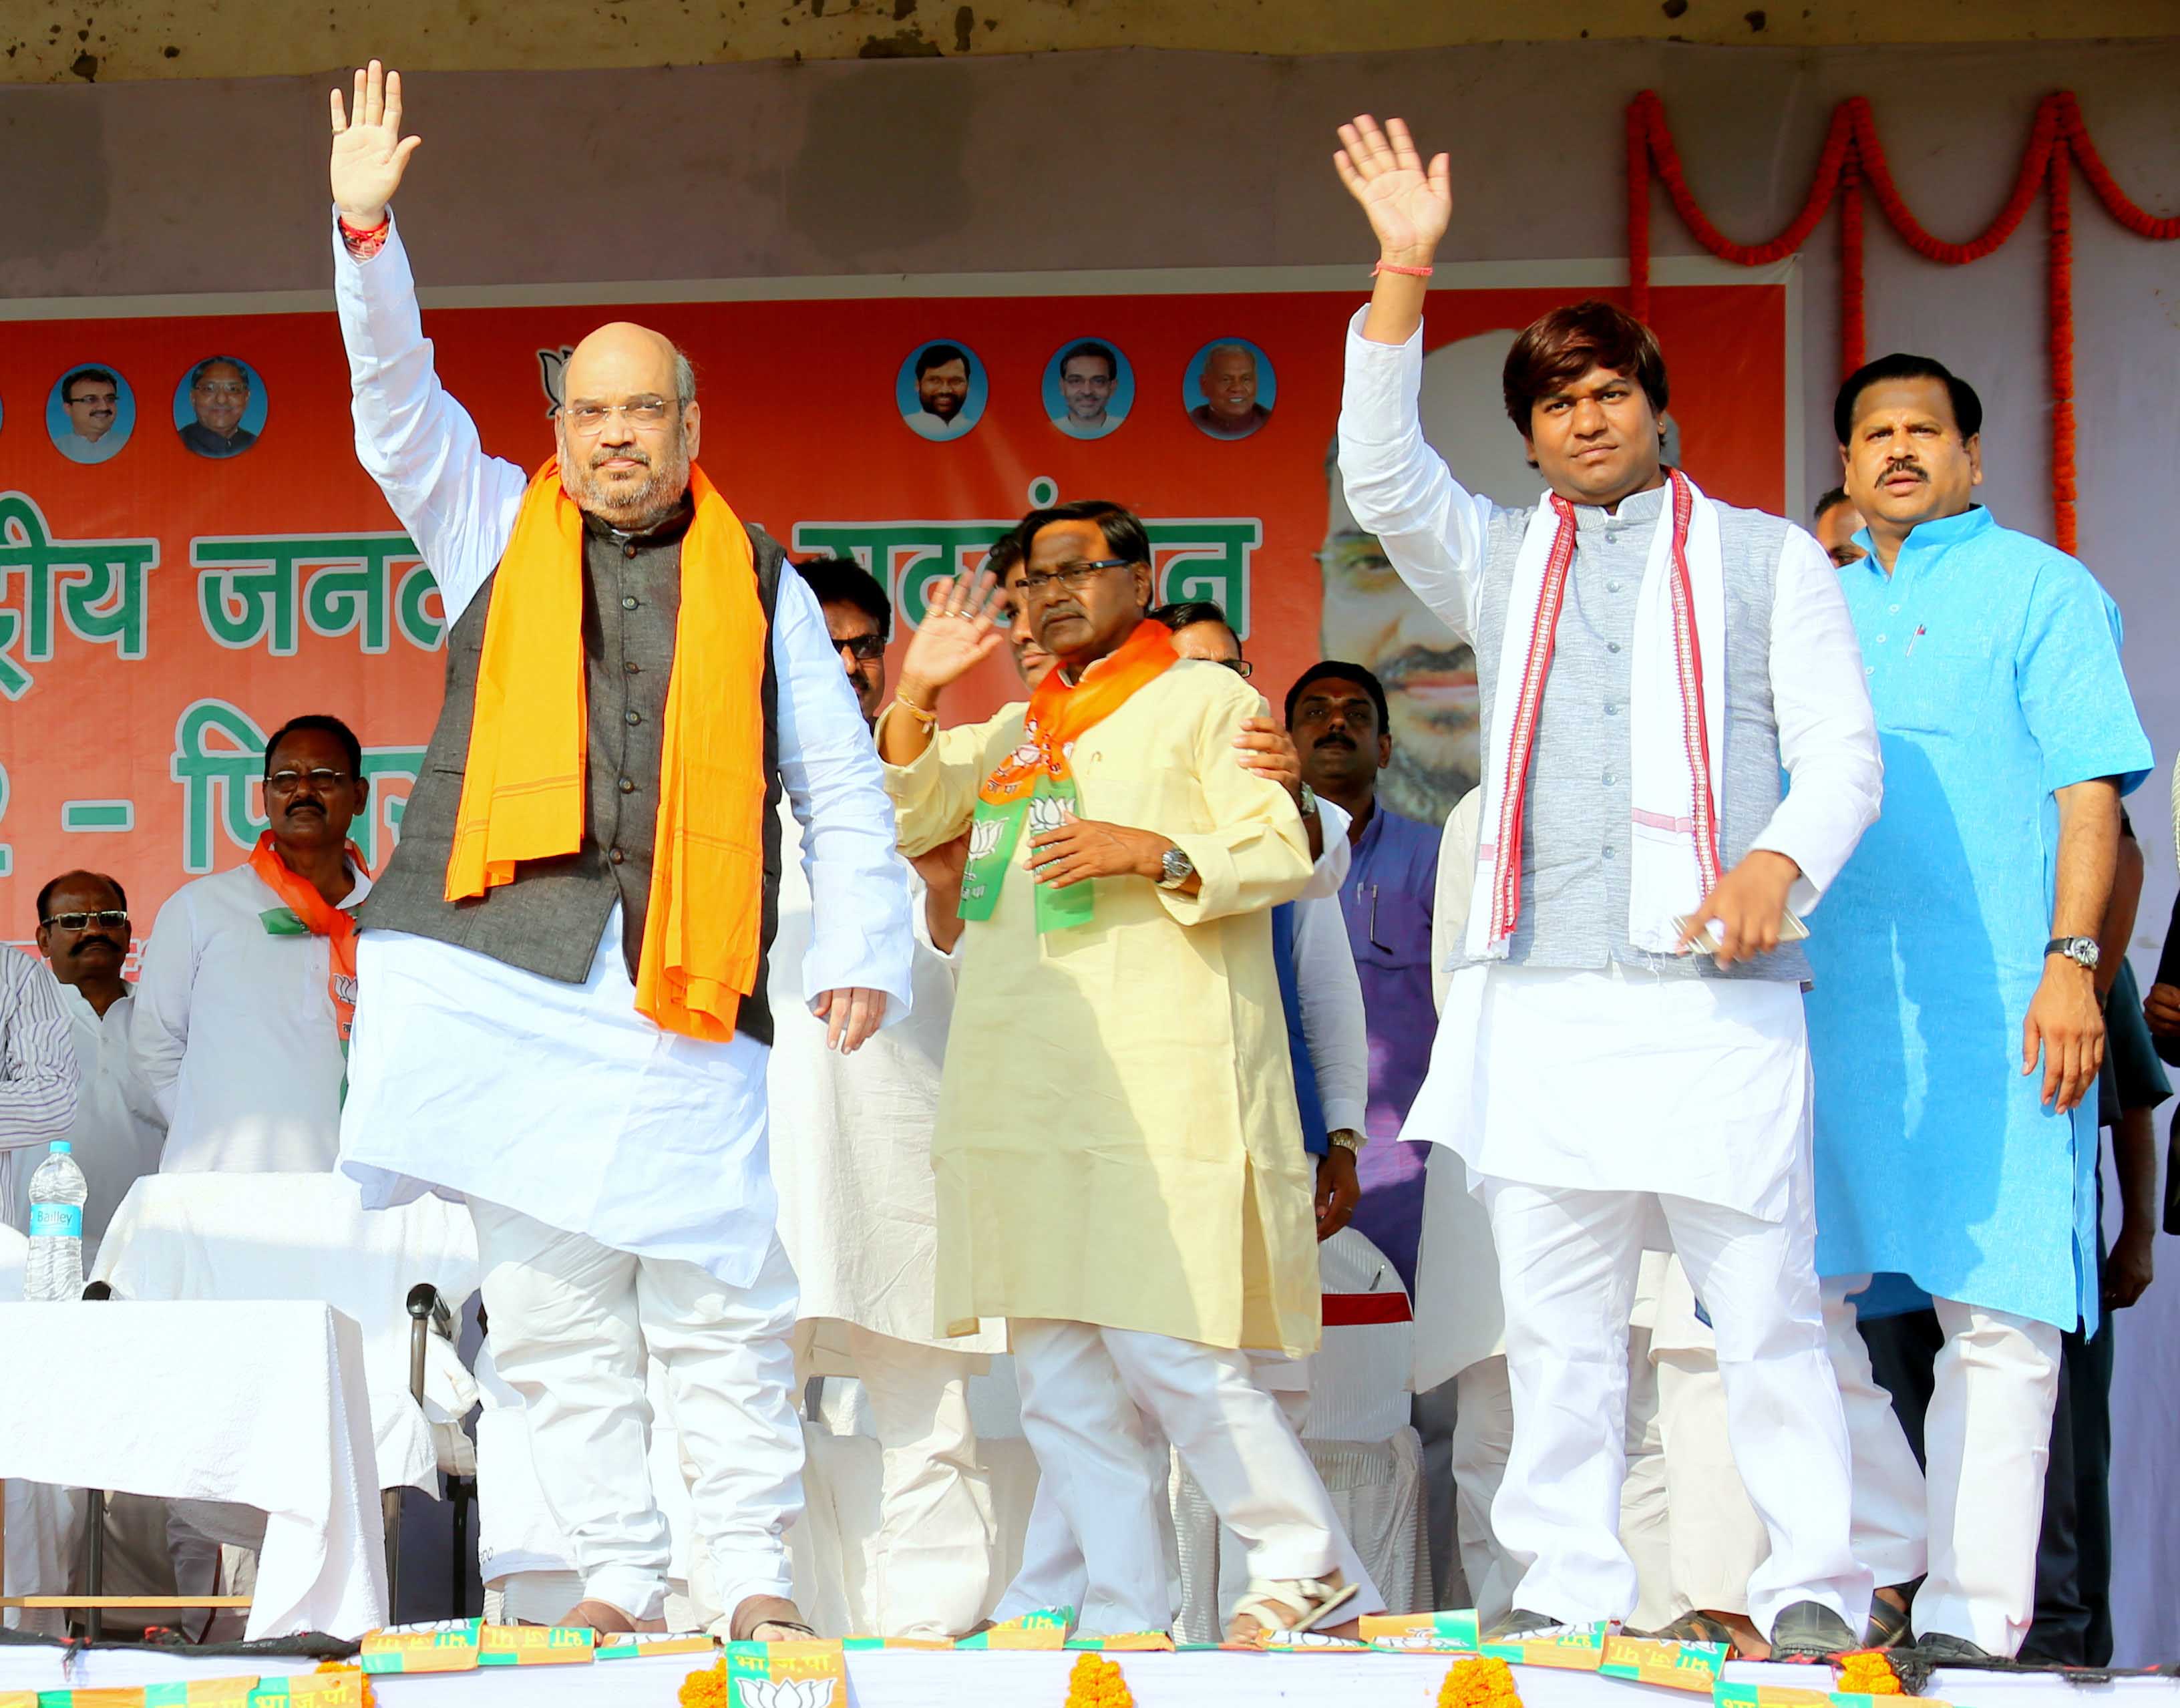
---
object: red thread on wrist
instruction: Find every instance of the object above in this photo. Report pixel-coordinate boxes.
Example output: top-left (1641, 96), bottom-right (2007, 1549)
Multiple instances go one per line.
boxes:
top-left (339, 212), bottom-right (391, 261)
top-left (1373, 261), bottom-right (1435, 278)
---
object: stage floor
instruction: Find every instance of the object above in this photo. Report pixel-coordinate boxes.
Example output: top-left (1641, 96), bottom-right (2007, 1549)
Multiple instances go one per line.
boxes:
top-left (3, 1645), bottom-right (2179, 1707)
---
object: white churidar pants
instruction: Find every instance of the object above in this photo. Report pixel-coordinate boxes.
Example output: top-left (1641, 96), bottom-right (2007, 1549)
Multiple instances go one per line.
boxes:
top-left (1823, 1278), bottom-right (2060, 1656)
top-left (826, 1325), bottom-right (996, 1639)
top-left (1449, 1355), bottom-right (1519, 1627)
top-left (1483, 1174), bottom-right (1871, 1637)
top-left (1009, 1320), bottom-right (1341, 1635)
top-left (470, 1197), bottom-right (803, 1625)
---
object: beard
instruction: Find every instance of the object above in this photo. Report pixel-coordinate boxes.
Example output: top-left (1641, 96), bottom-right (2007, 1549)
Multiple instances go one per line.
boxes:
top-left (1375, 740), bottom-right (1479, 828)
top-left (557, 425), bottom-right (692, 531)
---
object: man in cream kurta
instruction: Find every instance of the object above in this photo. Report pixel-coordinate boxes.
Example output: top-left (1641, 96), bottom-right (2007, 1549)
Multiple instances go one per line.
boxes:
top-left (878, 500), bottom-right (1348, 1641)
top-left (1332, 116), bottom-right (1881, 1653)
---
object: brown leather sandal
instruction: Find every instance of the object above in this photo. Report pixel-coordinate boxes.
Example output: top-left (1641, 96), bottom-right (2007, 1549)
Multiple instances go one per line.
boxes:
top-left (731, 1594), bottom-right (820, 1643)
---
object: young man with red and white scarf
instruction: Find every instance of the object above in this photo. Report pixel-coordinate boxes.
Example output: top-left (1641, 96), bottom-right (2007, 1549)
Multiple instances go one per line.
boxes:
top-left (1332, 116), bottom-right (1883, 1655)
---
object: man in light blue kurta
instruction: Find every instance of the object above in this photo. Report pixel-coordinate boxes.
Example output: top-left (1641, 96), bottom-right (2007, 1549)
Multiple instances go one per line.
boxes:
top-left (1805, 354), bottom-right (2151, 1662)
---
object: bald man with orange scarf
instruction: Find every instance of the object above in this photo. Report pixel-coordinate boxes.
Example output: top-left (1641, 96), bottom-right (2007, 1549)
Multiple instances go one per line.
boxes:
top-left (323, 64), bottom-right (912, 1643)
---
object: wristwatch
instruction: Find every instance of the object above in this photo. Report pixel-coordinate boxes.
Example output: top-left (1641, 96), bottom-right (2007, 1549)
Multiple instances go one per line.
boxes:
top-left (1157, 846), bottom-right (1197, 890)
top-left (2046, 935), bottom-right (2101, 972)
top-left (1328, 1128), bottom-right (1365, 1154)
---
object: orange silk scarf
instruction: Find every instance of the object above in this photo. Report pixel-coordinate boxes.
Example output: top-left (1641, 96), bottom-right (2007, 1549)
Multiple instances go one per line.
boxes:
top-left (977, 617), bottom-right (1181, 806)
top-left (444, 458), bottom-right (769, 1042)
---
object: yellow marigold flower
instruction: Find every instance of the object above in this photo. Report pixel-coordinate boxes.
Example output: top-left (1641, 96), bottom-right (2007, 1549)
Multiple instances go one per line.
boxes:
top-left (679, 1658), bottom-right (731, 1708)
top-left (1835, 1652), bottom-right (1903, 1695)
top-left (1439, 1655), bottom-right (1521, 1708)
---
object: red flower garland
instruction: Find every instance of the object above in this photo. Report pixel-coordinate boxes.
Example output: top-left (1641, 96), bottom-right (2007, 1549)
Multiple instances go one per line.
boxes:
top-left (1626, 89), bottom-right (2179, 556)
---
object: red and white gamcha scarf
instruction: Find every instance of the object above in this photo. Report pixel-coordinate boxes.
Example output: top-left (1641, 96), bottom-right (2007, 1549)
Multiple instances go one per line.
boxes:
top-left (1465, 468), bottom-right (1727, 959)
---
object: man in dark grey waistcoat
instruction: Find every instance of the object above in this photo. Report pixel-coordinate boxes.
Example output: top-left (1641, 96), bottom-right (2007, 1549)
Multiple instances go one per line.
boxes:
top-left (322, 61), bottom-right (913, 1643)
top-left (1333, 114), bottom-right (1885, 1657)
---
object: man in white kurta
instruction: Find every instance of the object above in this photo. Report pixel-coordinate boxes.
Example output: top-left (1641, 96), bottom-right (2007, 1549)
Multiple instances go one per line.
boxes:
top-left (323, 65), bottom-right (911, 1641)
top-left (1332, 116), bottom-right (1880, 1652)
top-left (132, 727), bottom-right (372, 1176)
top-left (769, 557), bottom-right (1002, 1639)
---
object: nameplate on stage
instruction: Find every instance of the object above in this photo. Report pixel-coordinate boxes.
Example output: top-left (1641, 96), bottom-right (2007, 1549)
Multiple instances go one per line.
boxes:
top-left (1483, 1625), bottom-right (1608, 1671)
top-left (1599, 1633), bottom-right (1729, 1691)
top-left (1360, 1608), bottom-right (1483, 1653)
top-left (596, 1632), bottom-right (719, 1661)
top-left (720, 1641), bottom-right (848, 1708)
top-left (954, 1606), bottom-right (1072, 1649)
top-left (477, 1624), bottom-right (597, 1665)
top-left (359, 1618), bottom-right (484, 1673)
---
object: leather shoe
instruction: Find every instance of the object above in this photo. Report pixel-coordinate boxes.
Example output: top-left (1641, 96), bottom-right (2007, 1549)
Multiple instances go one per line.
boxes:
top-left (1768, 1600), bottom-right (1859, 1661)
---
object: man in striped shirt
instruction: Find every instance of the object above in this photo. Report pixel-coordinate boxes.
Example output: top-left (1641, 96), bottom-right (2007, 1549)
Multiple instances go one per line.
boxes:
top-left (0, 947), bottom-right (81, 1222)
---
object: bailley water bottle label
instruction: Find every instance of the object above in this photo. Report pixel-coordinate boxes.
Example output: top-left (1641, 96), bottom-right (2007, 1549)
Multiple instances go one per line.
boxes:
top-left (29, 1204), bottom-right (81, 1239)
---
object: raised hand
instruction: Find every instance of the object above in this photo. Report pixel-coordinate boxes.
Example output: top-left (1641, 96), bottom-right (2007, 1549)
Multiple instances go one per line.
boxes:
top-left (1334, 115), bottom-right (1452, 265)
top-left (896, 570), bottom-right (1007, 705)
top-left (330, 59), bottom-right (421, 228)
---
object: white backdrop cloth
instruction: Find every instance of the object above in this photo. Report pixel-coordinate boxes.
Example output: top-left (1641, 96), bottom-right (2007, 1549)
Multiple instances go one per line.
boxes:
top-left (0, 1299), bottom-right (387, 1638)
top-left (93, 1173), bottom-right (481, 1493)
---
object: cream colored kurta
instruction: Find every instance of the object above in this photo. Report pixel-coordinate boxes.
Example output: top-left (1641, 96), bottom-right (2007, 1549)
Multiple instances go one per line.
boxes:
top-left (883, 659), bottom-right (1320, 1357)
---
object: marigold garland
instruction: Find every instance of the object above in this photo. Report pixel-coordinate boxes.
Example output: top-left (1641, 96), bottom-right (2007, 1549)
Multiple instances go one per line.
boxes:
top-left (1627, 88), bottom-right (2179, 556)
top-left (1063, 1651), bottom-right (1136, 1708)
top-left (1834, 1651), bottom-right (1905, 1696)
top-left (679, 1657), bottom-right (731, 1708)
top-left (1438, 1654), bottom-right (1522, 1708)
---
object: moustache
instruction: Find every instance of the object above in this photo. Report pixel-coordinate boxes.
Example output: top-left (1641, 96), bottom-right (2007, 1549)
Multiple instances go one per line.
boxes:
top-left (1882, 459), bottom-right (1927, 482)
top-left (1374, 646), bottom-right (1476, 688)
top-left (1314, 731), bottom-right (1358, 751)
top-left (591, 448), bottom-right (653, 470)
top-left (71, 936), bottom-right (122, 955)
top-left (283, 800), bottom-right (325, 816)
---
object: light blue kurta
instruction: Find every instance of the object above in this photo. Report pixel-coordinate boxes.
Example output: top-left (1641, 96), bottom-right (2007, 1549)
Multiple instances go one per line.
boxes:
top-left (1807, 505), bottom-right (2152, 1333)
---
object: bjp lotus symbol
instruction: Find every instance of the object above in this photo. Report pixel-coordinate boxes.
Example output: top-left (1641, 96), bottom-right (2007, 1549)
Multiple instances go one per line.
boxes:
top-left (735, 1678), bottom-right (838, 1708)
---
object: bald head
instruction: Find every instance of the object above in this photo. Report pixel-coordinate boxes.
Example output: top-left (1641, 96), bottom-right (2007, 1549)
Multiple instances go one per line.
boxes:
top-left (555, 321), bottom-right (701, 531)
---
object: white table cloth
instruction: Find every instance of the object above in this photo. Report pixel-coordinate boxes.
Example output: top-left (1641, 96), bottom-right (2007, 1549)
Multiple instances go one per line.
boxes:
top-left (94, 1174), bottom-right (480, 1493)
top-left (0, 1299), bottom-right (388, 1638)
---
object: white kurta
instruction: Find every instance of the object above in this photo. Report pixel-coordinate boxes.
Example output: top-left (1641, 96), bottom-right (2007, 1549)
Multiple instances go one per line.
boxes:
top-left (132, 864), bottom-right (369, 1175)
top-left (1338, 313), bottom-right (1879, 1216)
top-left (1, 988), bottom-right (165, 1262)
top-left (1290, 893), bottom-right (1367, 1137)
top-left (769, 800), bottom-right (1005, 1358)
top-left (329, 214), bottom-right (912, 1287)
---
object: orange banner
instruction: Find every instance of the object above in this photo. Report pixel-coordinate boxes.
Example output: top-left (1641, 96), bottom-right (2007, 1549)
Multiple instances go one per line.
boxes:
top-left (0, 275), bottom-right (1785, 944)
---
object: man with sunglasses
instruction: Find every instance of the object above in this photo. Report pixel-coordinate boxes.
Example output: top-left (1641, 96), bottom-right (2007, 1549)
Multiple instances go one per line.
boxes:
top-left (27, 874), bottom-right (163, 1262)
top-left (878, 499), bottom-right (1350, 1641)
top-left (133, 715), bottom-right (371, 1175)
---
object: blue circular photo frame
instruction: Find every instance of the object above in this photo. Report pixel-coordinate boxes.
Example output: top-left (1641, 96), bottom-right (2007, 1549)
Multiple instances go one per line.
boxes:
top-left (896, 339), bottom-right (988, 442)
top-left (1041, 337), bottom-right (1136, 441)
top-left (172, 355), bottom-right (271, 459)
top-left (1182, 337), bottom-right (1278, 441)
top-left (47, 364), bottom-right (136, 465)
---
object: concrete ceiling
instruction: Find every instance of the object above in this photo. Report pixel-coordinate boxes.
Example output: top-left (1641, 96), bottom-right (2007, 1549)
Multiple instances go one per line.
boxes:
top-left (8, 0), bottom-right (2177, 85)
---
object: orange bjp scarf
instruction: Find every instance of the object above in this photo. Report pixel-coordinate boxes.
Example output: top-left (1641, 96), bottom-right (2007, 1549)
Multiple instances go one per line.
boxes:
top-left (444, 458), bottom-right (769, 1043)
top-left (249, 831), bottom-right (362, 1041)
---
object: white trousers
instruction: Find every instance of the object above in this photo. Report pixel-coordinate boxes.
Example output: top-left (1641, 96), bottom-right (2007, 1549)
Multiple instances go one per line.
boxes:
top-left (1008, 1320), bottom-right (1341, 1635)
top-left (1483, 1176), bottom-right (1871, 1636)
top-left (1652, 1345), bottom-right (1771, 1616)
top-left (1449, 1356), bottom-right (1519, 1627)
top-left (470, 1198), bottom-right (803, 1622)
top-left (826, 1324), bottom-right (996, 1639)
top-left (1823, 1279), bottom-right (2060, 1656)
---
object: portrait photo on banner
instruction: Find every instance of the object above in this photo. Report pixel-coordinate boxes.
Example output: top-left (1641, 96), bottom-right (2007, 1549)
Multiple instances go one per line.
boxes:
top-left (172, 356), bottom-right (271, 460)
top-left (1043, 337), bottom-right (1135, 441)
top-left (47, 363), bottom-right (136, 466)
top-left (897, 338), bottom-right (988, 442)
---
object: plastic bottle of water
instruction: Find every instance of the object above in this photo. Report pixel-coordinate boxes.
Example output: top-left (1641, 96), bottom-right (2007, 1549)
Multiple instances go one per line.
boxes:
top-left (25, 1140), bottom-right (87, 1303)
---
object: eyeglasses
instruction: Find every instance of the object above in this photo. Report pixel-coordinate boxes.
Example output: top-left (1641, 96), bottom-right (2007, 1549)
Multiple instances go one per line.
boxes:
top-left (834, 635), bottom-right (886, 663)
top-left (560, 399), bottom-right (675, 435)
top-left (1216, 657), bottom-right (1255, 679)
top-left (42, 910), bottom-right (129, 931)
top-left (266, 768), bottom-right (354, 794)
top-left (1017, 558), bottom-right (1136, 600)
top-left (193, 381), bottom-right (249, 398)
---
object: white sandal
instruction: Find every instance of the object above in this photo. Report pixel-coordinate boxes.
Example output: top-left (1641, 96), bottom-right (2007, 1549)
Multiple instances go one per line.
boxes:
top-left (1226, 1574), bottom-right (1360, 1645)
